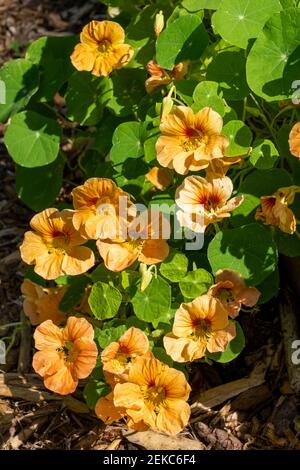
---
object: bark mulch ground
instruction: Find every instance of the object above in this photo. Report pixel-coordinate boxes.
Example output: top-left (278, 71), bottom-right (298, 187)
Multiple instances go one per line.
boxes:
top-left (0, 0), bottom-right (300, 451)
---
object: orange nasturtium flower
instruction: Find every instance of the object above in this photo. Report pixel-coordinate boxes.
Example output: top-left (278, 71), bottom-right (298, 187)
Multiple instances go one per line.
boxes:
top-left (156, 106), bottom-right (229, 175)
top-left (145, 60), bottom-right (188, 94)
top-left (205, 155), bottom-right (242, 179)
top-left (146, 166), bottom-right (173, 191)
top-left (70, 20), bottom-right (133, 77)
top-left (21, 279), bottom-right (66, 325)
top-left (71, 178), bottom-right (135, 240)
top-left (97, 210), bottom-right (170, 272)
top-left (101, 327), bottom-right (149, 384)
top-left (175, 175), bottom-right (244, 232)
top-left (255, 186), bottom-right (300, 235)
top-left (96, 353), bottom-right (191, 435)
top-left (33, 317), bottom-right (98, 395)
top-left (20, 208), bottom-right (95, 280)
top-left (164, 295), bottom-right (236, 363)
top-left (208, 269), bottom-right (261, 319)
top-left (289, 122), bottom-right (300, 158)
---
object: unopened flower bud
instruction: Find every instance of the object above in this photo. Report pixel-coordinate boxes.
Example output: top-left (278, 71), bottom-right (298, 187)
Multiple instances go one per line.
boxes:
top-left (154, 11), bottom-right (164, 36)
top-left (161, 95), bottom-right (173, 120)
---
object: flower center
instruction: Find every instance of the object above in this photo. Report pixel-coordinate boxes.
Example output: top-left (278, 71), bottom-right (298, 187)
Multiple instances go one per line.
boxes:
top-left (216, 288), bottom-right (234, 304)
top-left (111, 353), bottom-right (131, 373)
top-left (199, 192), bottom-right (222, 210)
top-left (57, 341), bottom-right (78, 363)
top-left (181, 128), bottom-right (208, 152)
top-left (192, 319), bottom-right (212, 339)
top-left (143, 384), bottom-right (166, 411)
top-left (49, 231), bottom-right (70, 253)
top-left (97, 39), bottom-right (112, 54)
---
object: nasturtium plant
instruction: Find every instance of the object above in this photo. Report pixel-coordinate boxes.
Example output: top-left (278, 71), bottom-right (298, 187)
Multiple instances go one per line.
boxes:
top-left (4, 0), bottom-right (300, 438)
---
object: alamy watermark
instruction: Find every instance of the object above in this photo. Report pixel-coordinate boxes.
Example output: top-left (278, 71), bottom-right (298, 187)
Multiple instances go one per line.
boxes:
top-left (0, 79), bottom-right (5, 105)
top-left (291, 340), bottom-right (300, 365)
top-left (292, 80), bottom-right (300, 105)
top-left (100, 196), bottom-right (205, 251)
top-left (0, 340), bottom-right (6, 364)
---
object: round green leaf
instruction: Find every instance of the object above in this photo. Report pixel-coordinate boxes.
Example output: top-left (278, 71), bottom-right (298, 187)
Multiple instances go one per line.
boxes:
top-left (175, 80), bottom-right (198, 106)
top-left (250, 139), bottom-right (279, 169)
top-left (16, 155), bottom-right (64, 211)
top-left (159, 249), bottom-right (188, 282)
top-left (239, 168), bottom-right (293, 197)
top-left (274, 230), bottom-right (300, 257)
top-left (131, 276), bottom-right (171, 326)
top-left (0, 58), bottom-right (39, 122)
top-left (206, 51), bottom-right (249, 101)
top-left (88, 282), bottom-right (122, 320)
top-left (231, 194), bottom-right (260, 227)
top-left (182, 0), bottom-right (219, 11)
top-left (246, 8), bottom-right (300, 101)
top-left (156, 14), bottom-right (208, 70)
top-left (83, 366), bottom-right (110, 409)
top-left (212, 0), bottom-right (282, 49)
top-left (108, 69), bottom-right (146, 117)
top-left (222, 120), bottom-right (252, 156)
top-left (4, 111), bottom-right (61, 167)
top-left (257, 268), bottom-right (279, 304)
top-left (207, 321), bottom-right (245, 363)
top-left (65, 72), bottom-right (113, 126)
top-left (26, 35), bottom-right (77, 101)
top-left (192, 81), bottom-right (224, 116)
top-left (208, 223), bottom-right (278, 286)
top-left (110, 121), bottom-right (147, 164)
top-left (179, 268), bottom-right (213, 298)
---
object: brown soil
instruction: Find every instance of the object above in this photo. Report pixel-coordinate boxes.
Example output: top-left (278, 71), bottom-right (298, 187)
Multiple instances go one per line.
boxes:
top-left (0, 0), bottom-right (300, 451)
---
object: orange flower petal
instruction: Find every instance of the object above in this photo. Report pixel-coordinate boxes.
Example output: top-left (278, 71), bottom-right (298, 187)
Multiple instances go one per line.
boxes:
top-left (289, 122), bottom-right (300, 158)
top-left (97, 239), bottom-right (138, 272)
top-left (32, 350), bottom-right (63, 378)
top-left (95, 392), bottom-right (124, 424)
top-left (206, 321), bottom-right (236, 353)
top-left (139, 239), bottom-right (169, 265)
top-left (62, 246), bottom-right (95, 276)
top-left (72, 338), bottom-right (98, 379)
top-left (70, 43), bottom-right (95, 72)
top-left (156, 399), bottom-right (190, 435)
top-left (34, 319), bottom-right (64, 350)
top-left (34, 252), bottom-right (65, 280)
top-left (64, 316), bottom-right (95, 342)
top-left (43, 365), bottom-right (78, 395)
top-left (20, 231), bottom-right (47, 265)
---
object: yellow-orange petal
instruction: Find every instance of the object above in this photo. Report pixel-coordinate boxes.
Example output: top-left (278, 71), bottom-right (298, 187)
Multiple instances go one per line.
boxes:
top-left (146, 167), bottom-right (173, 190)
top-left (289, 122), bottom-right (300, 158)
top-left (163, 333), bottom-right (205, 362)
top-left (64, 316), bottom-right (95, 342)
top-left (20, 231), bottom-right (47, 265)
top-left (71, 43), bottom-right (95, 72)
top-left (95, 392), bottom-right (124, 424)
top-left (32, 350), bottom-right (63, 378)
top-left (119, 327), bottom-right (149, 356)
top-left (34, 252), bottom-right (65, 280)
top-left (96, 239), bottom-right (138, 272)
top-left (72, 337), bottom-right (98, 379)
top-left (34, 319), bottom-right (64, 351)
top-left (43, 365), bottom-right (78, 395)
top-left (62, 246), bottom-right (95, 276)
top-left (139, 239), bottom-right (169, 265)
top-left (206, 321), bottom-right (236, 353)
top-left (156, 400), bottom-right (190, 435)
